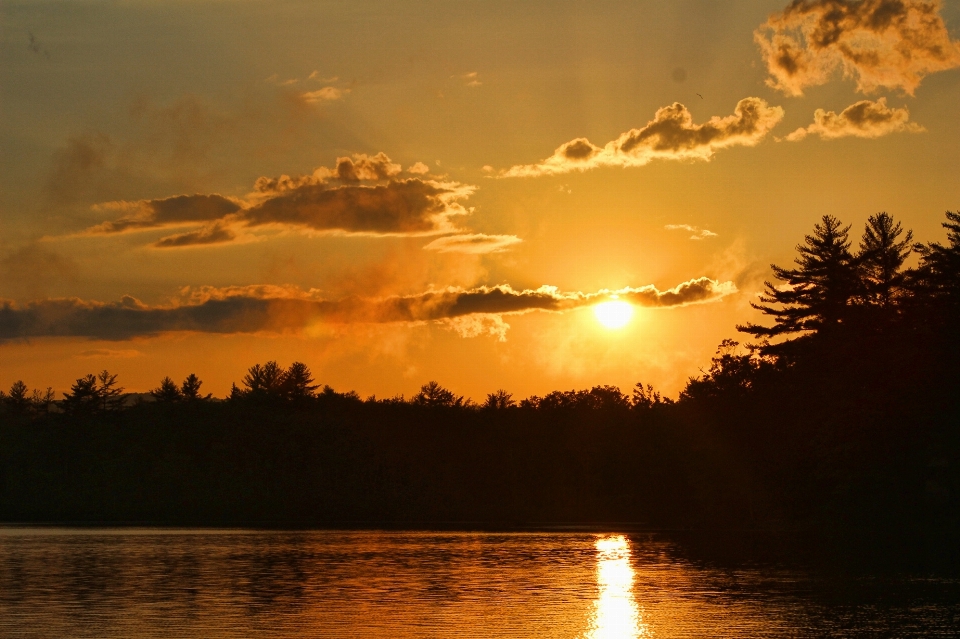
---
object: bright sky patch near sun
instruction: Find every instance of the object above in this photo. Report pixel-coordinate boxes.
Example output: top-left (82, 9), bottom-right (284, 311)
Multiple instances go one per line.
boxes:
top-left (594, 300), bottom-right (634, 330)
top-left (1, 0), bottom-right (958, 400)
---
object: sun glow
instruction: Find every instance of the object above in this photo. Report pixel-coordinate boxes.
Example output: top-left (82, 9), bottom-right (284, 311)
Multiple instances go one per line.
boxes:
top-left (594, 299), bottom-right (634, 329)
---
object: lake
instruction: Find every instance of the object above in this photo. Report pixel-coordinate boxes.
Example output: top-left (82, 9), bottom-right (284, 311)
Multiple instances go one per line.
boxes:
top-left (0, 528), bottom-right (957, 638)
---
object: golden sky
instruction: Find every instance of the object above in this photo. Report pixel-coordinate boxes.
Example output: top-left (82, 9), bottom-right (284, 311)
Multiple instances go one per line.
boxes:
top-left (2, 0), bottom-right (959, 399)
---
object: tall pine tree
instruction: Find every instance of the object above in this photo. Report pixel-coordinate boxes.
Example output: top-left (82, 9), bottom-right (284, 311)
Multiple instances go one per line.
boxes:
top-left (739, 215), bottom-right (858, 339)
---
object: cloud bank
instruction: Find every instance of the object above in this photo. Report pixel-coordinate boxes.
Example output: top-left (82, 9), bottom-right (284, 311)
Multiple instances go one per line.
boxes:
top-left (0, 277), bottom-right (736, 341)
top-left (82, 153), bottom-right (478, 247)
top-left (755, 0), bottom-right (960, 96)
top-left (502, 98), bottom-right (784, 177)
top-left (786, 97), bottom-right (925, 140)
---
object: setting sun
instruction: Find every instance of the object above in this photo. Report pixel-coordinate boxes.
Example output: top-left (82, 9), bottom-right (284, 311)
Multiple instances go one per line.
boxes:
top-left (594, 300), bottom-right (634, 329)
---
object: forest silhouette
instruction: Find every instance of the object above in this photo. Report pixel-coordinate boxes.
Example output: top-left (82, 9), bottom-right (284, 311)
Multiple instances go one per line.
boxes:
top-left (1, 211), bottom-right (958, 565)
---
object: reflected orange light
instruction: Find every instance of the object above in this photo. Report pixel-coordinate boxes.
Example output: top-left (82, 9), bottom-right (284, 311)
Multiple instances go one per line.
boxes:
top-left (586, 535), bottom-right (645, 639)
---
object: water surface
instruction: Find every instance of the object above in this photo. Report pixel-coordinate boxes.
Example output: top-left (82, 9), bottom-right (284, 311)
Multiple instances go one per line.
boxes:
top-left (0, 528), bottom-right (957, 638)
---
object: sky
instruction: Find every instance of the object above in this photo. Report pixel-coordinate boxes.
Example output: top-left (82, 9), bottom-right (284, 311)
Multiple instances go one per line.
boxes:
top-left (1, 0), bottom-right (959, 400)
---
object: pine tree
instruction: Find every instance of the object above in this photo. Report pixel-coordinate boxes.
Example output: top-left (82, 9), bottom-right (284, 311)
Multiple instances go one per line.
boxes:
top-left (913, 211), bottom-right (960, 307)
top-left (283, 362), bottom-right (318, 400)
top-left (180, 374), bottom-right (208, 401)
top-left (61, 374), bottom-right (100, 416)
top-left (858, 212), bottom-right (913, 310)
top-left (483, 389), bottom-right (515, 410)
top-left (241, 361), bottom-right (286, 399)
top-left (96, 370), bottom-right (125, 411)
top-left (5, 380), bottom-right (31, 415)
top-left (150, 377), bottom-right (183, 402)
top-left (412, 381), bottom-right (462, 407)
top-left (739, 215), bottom-right (858, 339)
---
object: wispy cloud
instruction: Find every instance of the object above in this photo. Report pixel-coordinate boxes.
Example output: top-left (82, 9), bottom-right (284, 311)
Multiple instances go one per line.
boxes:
top-left (785, 97), bottom-right (925, 141)
top-left (459, 71), bottom-right (482, 87)
top-left (422, 234), bottom-right (522, 254)
top-left (0, 277), bottom-right (736, 341)
top-left (301, 86), bottom-right (348, 103)
top-left (501, 98), bottom-right (783, 177)
top-left (665, 224), bottom-right (718, 240)
top-left (755, 0), bottom-right (960, 96)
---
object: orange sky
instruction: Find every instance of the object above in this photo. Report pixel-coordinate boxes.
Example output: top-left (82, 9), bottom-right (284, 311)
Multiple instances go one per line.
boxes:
top-left (2, 0), bottom-right (959, 400)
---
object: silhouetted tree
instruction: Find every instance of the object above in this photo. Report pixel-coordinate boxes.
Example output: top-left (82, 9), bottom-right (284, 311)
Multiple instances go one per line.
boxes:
top-left (412, 381), bottom-right (462, 407)
top-left (61, 374), bottom-right (100, 417)
top-left (180, 374), bottom-right (209, 401)
top-left (61, 371), bottom-right (124, 416)
top-left (96, 370), bottom-right (125, 411)
top-left (680, 340), bottom-right (767, 402)
top-left (857, 212), bottom-right (913, 311)
top-left (30, 387), bottom-right (55, 414)
top-left (4, 380), bottom-right (31, 415)
top-left (913, 211), bottom-right (960, 309)
top-left (282, 362), bottom-right (319, 400)
top-left (632, 382), bottom-right (668, 410)
top-left (483, 389), bottom-right (515, 410)
top-left (151, 377), bottom-right (183, 403)
top-left (739, 215), bottom-right (858, 339)
top-left (241, 361), bottom-right (286, 399)
top-left (527, 386), bottom-right (629, 411)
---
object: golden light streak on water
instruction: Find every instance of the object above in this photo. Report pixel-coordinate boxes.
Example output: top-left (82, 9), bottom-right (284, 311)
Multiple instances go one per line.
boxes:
top-left (585, 535), bottom-right (646, 639)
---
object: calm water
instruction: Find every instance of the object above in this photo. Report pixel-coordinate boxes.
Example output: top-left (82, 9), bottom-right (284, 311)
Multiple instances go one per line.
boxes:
top-left (0, 528), bottom-right (958, 638)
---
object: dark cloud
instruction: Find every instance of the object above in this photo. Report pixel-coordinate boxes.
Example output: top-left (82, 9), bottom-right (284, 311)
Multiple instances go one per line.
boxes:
top-left (785, 97), bottom-right (924, 140)
top-left (755, 0), bottom-right (960, 96)
top-left (0, 278), bottom-right (735, 341)
top-left (502, 98), bottom-right (783, 177)
top-left (83, 154), bottom-right (473, 246)
top-left (153, 222), bottom-right (237, 248)
top-left (245, 179), bottom-right (466, 235)
top-left (89, 194), bottom-right (241, 234)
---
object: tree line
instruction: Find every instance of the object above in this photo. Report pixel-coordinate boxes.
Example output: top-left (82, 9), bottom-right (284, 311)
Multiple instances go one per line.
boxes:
top-left (0, 210), bottom-right (957, 559)
top-left (3, 210), bottom-right (957, 417)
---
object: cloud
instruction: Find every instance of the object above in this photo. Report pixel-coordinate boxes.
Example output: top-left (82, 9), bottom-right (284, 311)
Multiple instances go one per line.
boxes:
top-left (153, 222), bottom-right (237, 248)
top-left (0, 277), bottom-right (736, 341)
top-left (243, 178), bottom-right (471, 236)
top-left (81, 153), bottom-right (476, 246)
top-left (308, 72), bottom-right (339, 82)
top-left (407, 162), bottom-right (430, 175)
top-left (301, 87), bottom-right (348, 103)
top-left (502, 98), bottom-right (784, 177)
top-left (785, 97), bottom-right (925, 140)
top-left (87, 194), bottom-right (242, 234)
top-left (77, 349), bottom-right (143, 359)
top-left (441, 314), bottom-right (511, 341)
top-left (460, 72), bottom-right (482, 87)
top-left (755, 0), bottom-right (960, 96)
top-left (665, 224), bottom-right (718, 240)
top-left (422, 234), bottom-right (522, 254)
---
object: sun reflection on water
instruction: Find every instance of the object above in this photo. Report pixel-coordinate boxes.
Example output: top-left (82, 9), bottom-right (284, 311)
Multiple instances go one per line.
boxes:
top-left (585, 535), bottom-right (645, 639)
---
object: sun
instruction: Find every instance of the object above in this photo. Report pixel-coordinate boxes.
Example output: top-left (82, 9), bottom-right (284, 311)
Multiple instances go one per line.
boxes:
top-left (593, 299), bottom-right (634, 329)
